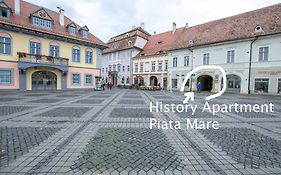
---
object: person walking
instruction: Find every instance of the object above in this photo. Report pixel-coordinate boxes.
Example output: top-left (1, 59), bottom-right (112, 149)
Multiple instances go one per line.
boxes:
top-left (196, 82), bottom-right (201, 93)
top-left (109, 82), bottom-right (113, 90)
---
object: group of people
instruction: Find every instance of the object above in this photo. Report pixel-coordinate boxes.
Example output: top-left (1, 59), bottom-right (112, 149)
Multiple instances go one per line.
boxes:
top-left (100, 79), bottom-right (113, 91)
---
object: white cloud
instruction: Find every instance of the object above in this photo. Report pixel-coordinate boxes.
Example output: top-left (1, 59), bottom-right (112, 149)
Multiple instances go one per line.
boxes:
top-left (25, 0), bottom-right (281, 42)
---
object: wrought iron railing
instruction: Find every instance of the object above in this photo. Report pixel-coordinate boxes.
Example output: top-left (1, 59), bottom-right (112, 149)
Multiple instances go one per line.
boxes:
top-left (17, 52), bottom-right (69, 66)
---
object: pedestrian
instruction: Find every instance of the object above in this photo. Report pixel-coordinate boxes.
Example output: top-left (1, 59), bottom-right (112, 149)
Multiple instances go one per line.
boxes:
top-left (109, 82), bottom-right (113, 90)
top-left (101, 79), bottom-right (105, 91)
top-left (196, 82), bottom-right (201, 93)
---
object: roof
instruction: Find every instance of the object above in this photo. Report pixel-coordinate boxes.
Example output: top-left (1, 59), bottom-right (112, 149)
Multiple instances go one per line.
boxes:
top-left (136, 3), bottom-right (281, 57)
top-left (0, 0), bottom-right (105, 48)
top-left (103, 27), bottom-right (150, 54)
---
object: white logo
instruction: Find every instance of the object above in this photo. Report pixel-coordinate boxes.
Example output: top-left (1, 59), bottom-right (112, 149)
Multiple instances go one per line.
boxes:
top-left (181, 65), bottom-right (227, 103)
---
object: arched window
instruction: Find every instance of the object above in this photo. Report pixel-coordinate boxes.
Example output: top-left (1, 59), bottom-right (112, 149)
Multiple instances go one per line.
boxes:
top-left (72, 46), bottom-right (80, 62)
top-left (0, 32), bottom-right (12, 55)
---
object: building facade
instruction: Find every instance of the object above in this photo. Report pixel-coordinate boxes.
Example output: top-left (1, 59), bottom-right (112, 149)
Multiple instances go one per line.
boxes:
top-left (132, 30), bottom-right (178, 89)
top-left (0, 0), bottom-right (106, 91)
top-left (166, 4), bottom-right (281, 94)
top-left (101, 27), bottom-right (150, 86)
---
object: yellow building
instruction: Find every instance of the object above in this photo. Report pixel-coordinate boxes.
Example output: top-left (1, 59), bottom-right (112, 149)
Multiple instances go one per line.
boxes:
top-left (0, 0), bottom-right (106, 91)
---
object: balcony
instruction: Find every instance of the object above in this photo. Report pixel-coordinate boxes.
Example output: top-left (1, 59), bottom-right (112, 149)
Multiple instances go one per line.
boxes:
top-left (17, 52), bottom-right (69, 66)
top-left (17, 52), bottom-right (69, 72)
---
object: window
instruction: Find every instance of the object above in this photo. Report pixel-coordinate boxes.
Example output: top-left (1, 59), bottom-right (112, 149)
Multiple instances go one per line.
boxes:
top-left (69, 27), bottom-right (76, 35)
top-left (106, 67), bottom-right (108, 73)
top-left (49, 45), bottom-right (59, 57)
top-left (32, 17), bottom-right (52, 29)
top-left (122, 65), bottom-right (125, 72)
top-left (126, 77), bottom-right (129, 84)
top-left (255, 78), bottom-right (269, 93)
top-left (117, 64), bottom-right (121, 72)
top-left (121, 77), bottom-right (125, 84)
top-left (184, 56), bottom-right (189, 67)
top-left (127, 65), bottom-right (130, 72)
top-left (145, 62), bottom-right (149, 72)
top-left (72, 73), bottom-right (80, 85)
top-left (113, 64), bottom-right (116, 71)
top-left (158, 61), bottom-right (163, 71)
top-left (164, 61), bottom-right (168, 71)
top-left (109, 65), bottom-right (112, 71)
top-left (173, 57), bottom-right (177, 67)
top-left (0, 69), bottom-right (12, 85)
top-left (72, 48), bottom-right (80, 62)
top-left (0, 7), bottom-right (10, 18)
top-left (30, 41), bottom-right (41, 55)
top-left (140, 63), bottom-right (144, 72)
top-left (85, 51), bottom-right (93, 64)
top-left (151, 61), bottom-right (156, 72)
top-left (0, 36), bottom-right (11, 55)
top-left (85, 74), bottom-right (93, 85)
top-left (259, 47), bottom-right (269, 61)
top-left (227, 50), bottom-right (235, 63)
top-left (203, 53), bottom-right (210, 65)
top-left (81, 30), bottom-right (88, 38)
top-left (172, 79), bottom-right (178, 88)
top-left (102, 68), bottom-right (104, 73)
top-left (135, 63), bottom-right (138, 73)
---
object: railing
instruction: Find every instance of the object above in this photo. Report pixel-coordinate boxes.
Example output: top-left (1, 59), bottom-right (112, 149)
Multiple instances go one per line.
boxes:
top-left (17, 52), bottom-right (69, 66)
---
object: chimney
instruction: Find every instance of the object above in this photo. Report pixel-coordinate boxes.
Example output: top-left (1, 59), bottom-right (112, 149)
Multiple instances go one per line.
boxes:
top-left (140, 22), bottom-right (145, 29)
top-left (153, 31), bottom-right (156, 35)
top-left (59, 8), bottom-right (65, 27)
top-left (172, 22), bottom-right (176, 34)
top-left (15, 0), bottom-right (20, 16)
top-left (185, 23), bottom-right (189, 28)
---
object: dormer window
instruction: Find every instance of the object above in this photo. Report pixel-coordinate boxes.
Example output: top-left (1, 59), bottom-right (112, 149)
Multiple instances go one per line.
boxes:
top-left (31, 8), bottom-right (53, 29)
top-left (67, 22), bottom-right (77, 36)
top-left (0, 1), bottom-right (11, 18)
top-left (32, 17), bottom-right (52, 28)
top-left (157, 41), bottom-right (163, 44)
top-left (254, 25), bottom-right (263, 33)
top-left (79, 25), bottom-right (89, 38)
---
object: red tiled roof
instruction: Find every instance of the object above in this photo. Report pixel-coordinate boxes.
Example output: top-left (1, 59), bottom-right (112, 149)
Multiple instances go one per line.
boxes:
top-left (102, 27), bottom-right (150, 54)
top-left (136, 3), bottom-right (281, 57)
top-left (1, 0), bottom-right (105, 47)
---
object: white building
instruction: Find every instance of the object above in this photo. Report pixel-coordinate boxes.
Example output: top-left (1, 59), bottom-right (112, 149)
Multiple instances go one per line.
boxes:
top-left (167, 4), bottom-right (281, 94)
top-left (101, 26), bottom-right (150, 86)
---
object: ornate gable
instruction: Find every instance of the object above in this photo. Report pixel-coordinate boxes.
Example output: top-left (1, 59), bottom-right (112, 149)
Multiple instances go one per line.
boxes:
top-left (66, 22), bottom-right (77, 28)
top-left (79, 25), bottom-right (89, 31)
top-left (0, 1), bottom-right (11, 12)
top-left (31, 8), bottom-right (53, 21)
top-left (0, 1), bottom-right (11, 10)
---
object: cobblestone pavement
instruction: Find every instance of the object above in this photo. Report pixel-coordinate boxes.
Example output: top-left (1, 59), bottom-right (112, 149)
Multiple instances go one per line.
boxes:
top-left (0, 89), bottom-right (281, 175)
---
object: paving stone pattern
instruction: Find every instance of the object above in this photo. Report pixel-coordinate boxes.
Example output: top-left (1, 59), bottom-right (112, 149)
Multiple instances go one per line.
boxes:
top-left (39, 107), bottom-right (91, 118)
top-left (0, 106), bottom-right (33, 116)
top-left (200, 127), bottom-right (281, 169)
top-left (0, 90), bottom-right (281, 174)
top-left (71, 128), bottom-right (185, 174)
top-left (0, 126), bottom-right (61, 168)
top-left (110, 108), bottom-right (154, 118)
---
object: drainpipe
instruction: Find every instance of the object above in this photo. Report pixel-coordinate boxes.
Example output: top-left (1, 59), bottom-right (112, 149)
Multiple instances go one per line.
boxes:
top-left (187, 47), bottom-right (194, 92)
top-left (248, 37), bottom-right (258, 94)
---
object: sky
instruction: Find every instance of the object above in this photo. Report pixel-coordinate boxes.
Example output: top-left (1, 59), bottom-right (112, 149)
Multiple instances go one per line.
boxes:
top-left (25, 0), bottom-right (281, 43)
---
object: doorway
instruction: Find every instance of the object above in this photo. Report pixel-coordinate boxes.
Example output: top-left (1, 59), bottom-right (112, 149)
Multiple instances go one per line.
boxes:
top-left (32, 71), bottom-right (57, 90)
top-left (197, 75), bottom-right (213, 91)
top-left (150, 76), bottom-right (158, 86)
